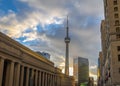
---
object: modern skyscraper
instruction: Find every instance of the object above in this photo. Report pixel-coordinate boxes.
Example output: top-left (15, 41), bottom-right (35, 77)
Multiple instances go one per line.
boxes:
top-left (64, 17), bottom-right (70, 75)
top-left (73, 57), bottom-right (89, 86)
top-left (99, 0), bottom-right (120, 85)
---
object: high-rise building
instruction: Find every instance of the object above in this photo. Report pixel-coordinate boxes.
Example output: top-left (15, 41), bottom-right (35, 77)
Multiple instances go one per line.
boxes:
top-left (100, 0), bottom-right (120, 85)
top-left (73, 57), bottom-right (89, 86)
top-left (64, 17), bottom-right (70, 75)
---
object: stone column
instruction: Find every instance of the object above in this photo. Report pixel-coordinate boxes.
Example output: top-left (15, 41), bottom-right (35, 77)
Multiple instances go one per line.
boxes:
top-left (55, 76), bottom-right (57, 86)
top-left (50, 74), bottom-right (52, 86)
top-left (39, 71), bottom-right (41, 86)
top-left (45, 73), bottom-right (48, 86)
top-left (51, 75), bottom-right (53, 86)
top-left (52, 75), bottom-right (54, 86)
top-left (8, 61), bottom-right (15, 86)
top-left (59, 77), bottom-right (61, 86)
top-left (26, 67), bottom-right (30, 86)
top-left (47, 74), bottom-right (49, 86)
top-left (44, 73), bottom-right (46, 86)
top-left (53, 75), bottom-right (55, 86)
top-left (0, 58), bottom-right (4, 86)
top-left (35, 70), bottom-right (38, 86)
top-left (48, 74), bottom-right (51, 86)
top-left (42, 72), bottom-right (45, 86)
top-left (30, 69), bottom-right (34, 86)
top-left (13, 63), bottom-right (20, 86)
top-left (58, 77), bottom-right (59, 86)
top-left (20, 66), bottom-right (24, 86)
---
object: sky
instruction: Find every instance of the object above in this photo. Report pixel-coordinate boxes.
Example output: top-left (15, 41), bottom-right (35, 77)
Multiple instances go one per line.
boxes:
top-left (0, 0), bottom-right (104, 80)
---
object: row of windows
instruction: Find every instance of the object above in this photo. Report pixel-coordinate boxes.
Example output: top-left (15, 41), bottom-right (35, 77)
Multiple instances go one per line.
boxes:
top-left (113, 0), bottom-right (120, 39)
top-left (113, 0), bottom-right (119, 26)
top-left (114, 0), bottom-right (120, 74)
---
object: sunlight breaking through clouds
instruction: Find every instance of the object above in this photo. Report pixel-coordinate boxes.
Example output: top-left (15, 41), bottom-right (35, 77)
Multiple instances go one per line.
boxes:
top-left (0, 0), bottom-right (104, 80)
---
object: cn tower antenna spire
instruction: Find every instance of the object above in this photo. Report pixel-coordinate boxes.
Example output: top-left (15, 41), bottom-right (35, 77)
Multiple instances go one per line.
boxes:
top-left (66, 16), bottom-right (69, 37)
top-left (65, 16), bottom-right (70, 75)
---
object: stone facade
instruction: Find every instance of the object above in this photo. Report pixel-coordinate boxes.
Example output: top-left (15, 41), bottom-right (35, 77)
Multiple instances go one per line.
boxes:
top-left (99, 0), bottom-right (120, 86)
top-left (0, 32), bottom-right (75, 86)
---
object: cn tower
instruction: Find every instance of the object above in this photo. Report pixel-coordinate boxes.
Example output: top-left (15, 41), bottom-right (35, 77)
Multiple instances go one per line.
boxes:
top-left (64, 16), bottom-right (70, 75)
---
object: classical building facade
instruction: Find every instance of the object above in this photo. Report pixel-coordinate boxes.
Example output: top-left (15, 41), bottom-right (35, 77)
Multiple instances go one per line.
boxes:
top-left (73, 57), bottom-right (89, 86)
top-left (99, 0), bottom-right (120, 86)
top-left (0, 32), bottom-right (75, 86)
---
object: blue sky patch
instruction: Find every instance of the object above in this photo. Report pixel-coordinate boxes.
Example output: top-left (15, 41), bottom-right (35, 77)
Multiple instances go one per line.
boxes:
top-left (0, 0), bottom-right (31, 15)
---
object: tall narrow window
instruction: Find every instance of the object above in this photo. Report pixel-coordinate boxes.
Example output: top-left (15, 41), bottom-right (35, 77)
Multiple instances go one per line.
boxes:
top-left (114, 0), bottom-right (117, 5)
top-left (115, 20), bottom-right (119, 26)
top-left (114, 7), bottom-right (118, 11)
top-left (114, 13), bottom-right (119, 18)
top-left (118, 55), bottom-right (120, 61)
top-left (116, 27), bottom-right (120, 32)
top-left (117, 46), bottom-right (120, 51)
top-left (116, 34), bottom-right (120, 39)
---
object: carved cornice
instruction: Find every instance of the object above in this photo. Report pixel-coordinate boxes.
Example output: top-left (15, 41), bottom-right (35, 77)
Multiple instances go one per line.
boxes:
top-left (0, 32), bottom-right (54, 66)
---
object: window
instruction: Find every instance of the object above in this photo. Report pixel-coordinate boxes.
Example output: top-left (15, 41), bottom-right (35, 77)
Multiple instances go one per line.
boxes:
top-left (116, 27), bottom-right (120, 32)
top-left (114, 7), bottom-right (118, 11)
top-left (118, 55), bottom-right (120, 61)
top-left (115, 20), bottom-right (119, 26)
top-left (114, 13), bottom-right (119, 18)
top-left (116, 34), bottom-right (120, 39)
top-left (114, 0), bottom-right (117, 5)
top-left (117, 46), bottom-right (120, 51)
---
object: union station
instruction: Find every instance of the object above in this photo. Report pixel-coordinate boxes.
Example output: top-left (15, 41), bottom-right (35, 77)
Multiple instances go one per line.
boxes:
top-left (0, 32), bottom-right (75, 86)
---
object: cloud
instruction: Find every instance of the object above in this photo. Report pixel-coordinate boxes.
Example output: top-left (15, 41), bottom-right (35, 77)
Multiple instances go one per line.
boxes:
top-left (90, 65), bottom-right (97, 69)
top-left (0, 0), bottom-right (104, 80)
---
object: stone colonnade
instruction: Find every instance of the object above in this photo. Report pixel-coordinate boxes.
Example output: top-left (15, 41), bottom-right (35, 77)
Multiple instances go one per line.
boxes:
top-left (0, 57), bottom-right (61, 86)
top-left (0, 32), bottom-right (74, 86)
